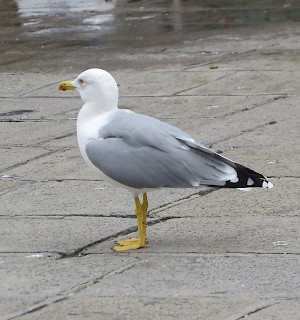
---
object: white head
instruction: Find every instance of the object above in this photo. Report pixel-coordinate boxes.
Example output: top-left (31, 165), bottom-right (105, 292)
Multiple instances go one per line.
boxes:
top-left (59, 68), bottom-right (119, 111)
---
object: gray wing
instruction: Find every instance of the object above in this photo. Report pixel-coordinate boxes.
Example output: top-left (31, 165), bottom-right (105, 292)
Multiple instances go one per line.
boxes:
top-left (85, 109), bottom-right (237, 189)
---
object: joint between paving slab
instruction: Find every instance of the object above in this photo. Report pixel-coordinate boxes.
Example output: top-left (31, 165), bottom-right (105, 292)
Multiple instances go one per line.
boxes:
top-left (1, 261), bottom-right (139, 320)
top-left (218, 95), bottom-right (287, 120)
top-left (113, 252), bottom-right (300, 259)
top-left (36, 131), bottom-right (76, 146)
top-left (0, 56), bottom-right (34, 68)
top-left (182, 93), bottom-right (296, 97)
top-left (0, 251), bottom-right (62, 259)
top-left (173, 71), bottom-right (238, 96)
top-left (150, 187), bottom-right (219, 217)
top-left (0, 118), bottom-right (75, 123)
top-left (268, 175), bottom-right (300, 179)
top-left (17, 81), bottom-right (67, 98)
top-left (183, 49), bottom-right (258, 71)
top-left (209, 120), bottom-right (277, 148)
top-left (4, 178), bottom-right (105, 184)
top-left (0, 132), bottom-right (75, 150)
top-left (0, 148), bottom-right (68, 174)
top-left (226, 251), bottom-right (300, 258)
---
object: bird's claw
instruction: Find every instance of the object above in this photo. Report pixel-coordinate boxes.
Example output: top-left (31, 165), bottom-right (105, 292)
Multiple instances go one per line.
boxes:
top-left (113, 237), bottom-right (147, 251)
top-left (113, 240), bottom-right (145, 251)
top-left (116, 238), bottom-right (139, 246)
top-left (116, 238), bottom-right (147, 246)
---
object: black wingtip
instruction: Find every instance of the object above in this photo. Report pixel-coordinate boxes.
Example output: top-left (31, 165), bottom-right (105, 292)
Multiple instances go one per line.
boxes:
top-left (224, 164), bottom-right (273, 189)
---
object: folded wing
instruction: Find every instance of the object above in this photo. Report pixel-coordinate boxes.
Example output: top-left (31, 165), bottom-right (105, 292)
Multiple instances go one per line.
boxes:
top-left (85, 110), bottom-right (273, 190)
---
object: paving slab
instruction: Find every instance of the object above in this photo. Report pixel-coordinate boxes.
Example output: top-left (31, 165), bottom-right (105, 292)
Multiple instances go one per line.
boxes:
top-left (217, 145), bottom-right (300, 178)
top-left (180, 70), bottom-right (300, 96)
top-left (0, 146), bottom-right (50, 172)
top-left (0, 73), bottom-right (75, 98)
top-left (39, 134), bottom-right (78, 149)
top-left (14, 296), bottom-right (274, 320)
top-left (18, 254), bottom-right (300, 320)
top-left (22, 70), bottom-right (234, 98)
top-left (225, 49), bottom-right (300, 72)
top-left (23, 79), bottom-right (79, 99)
top-left (86, 214), bottom-right (300, 255)
top-left (0, 97), bottom-right (81, 121)
top-left (119, 94), bottom-right (279, 121)
top-left (76, 254), bottom-right (300, 299)
top-left (0, 216), bottom-right (137, 254)
top-left (244, 300), bottom-right (300, 320)
top-left (0, 120), bottom-right (75, 146)
top-left (0, 180), bottom-right (196, 217)
top-left (205, 94), bottom-right (299, 146)
top-left (116, 70), bottom-right (235, 96)
top-left (186, 30), bottom-right (300, 54)
top-left (215, 118), bottom-right (299, 149)
top-left (187, 48), bottom-right (300, 72)
top-left (5, 148), bottom-right (94, 181)
top-left (0, 254), bottom-right (139, 318)
top-left (152, 178), bottom-right (300, 218)
top-left (0, 178), bottom-right (25, 194)
top-left (115, 49), bottom-right (232, 72)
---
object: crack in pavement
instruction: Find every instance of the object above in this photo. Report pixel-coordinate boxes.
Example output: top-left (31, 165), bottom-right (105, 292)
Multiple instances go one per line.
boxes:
top-left (59, 216), bottom-right (176, 258)
top-left (0, 148), bottom-right (67, 174)
top-left (172, 71), bottom-right (238, 96)
top-left (233, 303), bottom-right (276, 320)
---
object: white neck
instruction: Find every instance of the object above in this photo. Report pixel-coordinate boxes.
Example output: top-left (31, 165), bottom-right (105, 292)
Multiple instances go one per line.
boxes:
top-left (76, 101), bottom-right (118, 161)
top-left (78, 101), bottom-right (117, 121)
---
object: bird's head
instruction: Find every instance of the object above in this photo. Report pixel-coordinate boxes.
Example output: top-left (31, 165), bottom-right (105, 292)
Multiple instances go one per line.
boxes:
top-left (58, 68), bottom-right (119, 109)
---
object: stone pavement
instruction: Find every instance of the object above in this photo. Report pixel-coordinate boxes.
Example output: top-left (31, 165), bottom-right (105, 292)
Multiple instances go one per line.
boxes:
top-left (1, 4), bottom-right (300, 320)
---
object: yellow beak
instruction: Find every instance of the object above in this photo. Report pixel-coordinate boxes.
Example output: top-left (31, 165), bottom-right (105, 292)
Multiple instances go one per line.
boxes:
top-left (58, 80), bottom-right (76, 91)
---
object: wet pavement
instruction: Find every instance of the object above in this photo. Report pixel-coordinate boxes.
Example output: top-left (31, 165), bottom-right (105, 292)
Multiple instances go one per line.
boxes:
top-left (1, 1), bottom-right (300, 320)
top-left (2, 0), bottom-right (300, 71)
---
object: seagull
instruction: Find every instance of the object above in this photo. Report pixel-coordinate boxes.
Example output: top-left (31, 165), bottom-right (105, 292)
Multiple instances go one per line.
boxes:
top-left (58, 68), bottom-right (273, 252)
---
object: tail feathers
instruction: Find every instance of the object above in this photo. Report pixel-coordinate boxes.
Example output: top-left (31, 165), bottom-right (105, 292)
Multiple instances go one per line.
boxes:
top-left (224, 163), bottom-right (273, 189)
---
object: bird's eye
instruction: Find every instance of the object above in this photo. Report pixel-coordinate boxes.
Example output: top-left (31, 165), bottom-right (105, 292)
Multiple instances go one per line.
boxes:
top-left (78, 78), bottom-right (84, 84)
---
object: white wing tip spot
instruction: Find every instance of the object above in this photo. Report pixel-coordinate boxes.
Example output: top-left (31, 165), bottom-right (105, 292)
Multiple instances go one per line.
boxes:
top-left (247, 177), bottom-right (254, 186)
top-left (263, 181), bottom-right (274, 189)
top-left (230, 176), bottom-right (239, 183)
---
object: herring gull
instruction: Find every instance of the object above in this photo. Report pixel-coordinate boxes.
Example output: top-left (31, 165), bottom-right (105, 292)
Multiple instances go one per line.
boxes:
top-left (58, 68), bottom-right (273, 252)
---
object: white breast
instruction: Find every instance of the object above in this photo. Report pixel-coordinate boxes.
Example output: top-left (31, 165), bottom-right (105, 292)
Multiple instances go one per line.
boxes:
top-left (76, 105), bottom-right (115, 173)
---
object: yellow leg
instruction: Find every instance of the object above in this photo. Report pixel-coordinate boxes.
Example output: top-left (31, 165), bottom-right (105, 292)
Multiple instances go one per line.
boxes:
top-left (141, 193), bottom-right (148, 240)
top-left (116, 193), bottom-right (148, 246)
top-left (114, 193), bottom-right (148, 251)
